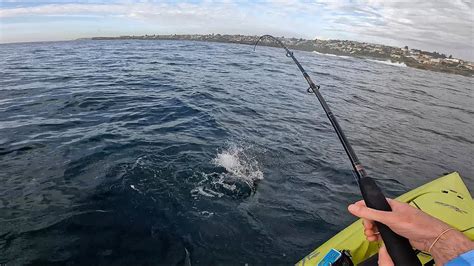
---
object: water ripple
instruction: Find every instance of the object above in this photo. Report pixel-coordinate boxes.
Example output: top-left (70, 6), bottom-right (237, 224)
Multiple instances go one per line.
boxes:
top-left (0, 40), bottom-right (472, 265)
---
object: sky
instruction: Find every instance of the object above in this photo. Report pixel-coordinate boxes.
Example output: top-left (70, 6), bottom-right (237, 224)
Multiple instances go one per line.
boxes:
top-left (1, 0), bottom-right (473, 60)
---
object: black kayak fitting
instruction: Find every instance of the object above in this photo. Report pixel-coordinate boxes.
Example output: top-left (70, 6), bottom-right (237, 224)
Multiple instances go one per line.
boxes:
top-left (254, 35), bottom-right (421, 266)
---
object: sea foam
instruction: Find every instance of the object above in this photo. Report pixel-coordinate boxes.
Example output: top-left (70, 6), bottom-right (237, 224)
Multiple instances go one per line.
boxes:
top-left (312, 51), bottom-right (351, 59)
top-left (366, 59), bottom-right (407, 67)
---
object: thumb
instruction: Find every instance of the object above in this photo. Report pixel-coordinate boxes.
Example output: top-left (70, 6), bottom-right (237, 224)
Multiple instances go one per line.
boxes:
top-left (348, 204), bottom-right (392, 224)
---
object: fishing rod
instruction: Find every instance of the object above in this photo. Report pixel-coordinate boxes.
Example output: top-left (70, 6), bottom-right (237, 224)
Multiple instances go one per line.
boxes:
top-left (254, 35), bottom-right (420, 266)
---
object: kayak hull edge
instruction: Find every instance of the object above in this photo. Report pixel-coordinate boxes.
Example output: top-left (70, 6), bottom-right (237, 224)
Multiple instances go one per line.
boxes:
top-left (296, 172), bottom-right (474, 265)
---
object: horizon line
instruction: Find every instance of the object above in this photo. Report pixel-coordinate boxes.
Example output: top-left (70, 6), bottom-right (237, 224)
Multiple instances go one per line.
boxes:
top-left (0, 33), bottom-right (470, 62)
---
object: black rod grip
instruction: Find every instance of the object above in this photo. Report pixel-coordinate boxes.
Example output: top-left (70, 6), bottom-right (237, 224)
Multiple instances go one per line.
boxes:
top-left (359, 177), bottom-right (421, 266)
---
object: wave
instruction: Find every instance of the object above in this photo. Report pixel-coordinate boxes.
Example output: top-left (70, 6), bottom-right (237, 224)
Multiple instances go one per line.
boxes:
top-left (312, 51), bottom-right (351, 59)
top-left (366, 59), bottom-right (407, 67)
top-left (312, 51), bottom-right (407, 67)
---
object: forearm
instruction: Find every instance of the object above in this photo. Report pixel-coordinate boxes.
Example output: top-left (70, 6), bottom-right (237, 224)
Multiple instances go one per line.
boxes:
top-left (431, 230), bottom-right (474, 265)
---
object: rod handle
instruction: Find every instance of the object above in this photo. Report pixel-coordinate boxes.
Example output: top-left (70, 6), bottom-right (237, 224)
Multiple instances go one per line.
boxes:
top-left (359, 177), bottom-right (421, 266)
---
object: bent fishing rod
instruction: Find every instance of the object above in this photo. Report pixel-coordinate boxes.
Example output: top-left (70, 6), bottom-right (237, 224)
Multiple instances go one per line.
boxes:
top-left (254, 35), bottom-right (420, 266)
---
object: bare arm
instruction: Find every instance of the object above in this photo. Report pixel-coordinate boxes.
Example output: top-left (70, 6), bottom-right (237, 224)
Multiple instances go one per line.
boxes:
top-left (348, 199), bottom-right (474, 265)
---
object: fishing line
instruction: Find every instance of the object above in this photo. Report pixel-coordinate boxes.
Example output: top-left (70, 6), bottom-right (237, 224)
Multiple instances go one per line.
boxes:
top-left (253, 35), bottom-right (421, 266)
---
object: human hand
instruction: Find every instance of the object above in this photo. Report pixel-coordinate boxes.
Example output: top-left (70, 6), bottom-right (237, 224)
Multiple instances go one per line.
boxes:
top-left (348, 198), bottom-right (448, 252)
top-left (348, 199), bottom-right (474, 265)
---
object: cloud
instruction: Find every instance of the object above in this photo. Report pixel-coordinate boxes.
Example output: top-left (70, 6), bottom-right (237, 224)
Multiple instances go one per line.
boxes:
top-left (0, 3), bottom-right (175, 18)
top-left (317, 0), bottom-right (474, 58)
top-left (0, 0), bottom-right (473, 60)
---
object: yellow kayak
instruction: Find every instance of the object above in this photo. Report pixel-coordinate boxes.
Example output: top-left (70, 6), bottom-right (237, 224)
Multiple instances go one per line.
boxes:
top-left (296, 172), bottom-right (474, 265)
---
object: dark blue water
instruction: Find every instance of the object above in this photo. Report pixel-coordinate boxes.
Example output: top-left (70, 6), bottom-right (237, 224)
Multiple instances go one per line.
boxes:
top-left (0, 40), bottom-right (472, 265)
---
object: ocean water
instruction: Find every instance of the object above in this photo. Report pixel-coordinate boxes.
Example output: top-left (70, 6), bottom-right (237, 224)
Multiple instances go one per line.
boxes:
top-left (0, 40), bottom-right (472, 265)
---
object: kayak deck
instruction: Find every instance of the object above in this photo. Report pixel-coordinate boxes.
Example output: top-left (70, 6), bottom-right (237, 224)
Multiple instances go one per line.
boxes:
top-left (296, 172), bottom-right (474, 265)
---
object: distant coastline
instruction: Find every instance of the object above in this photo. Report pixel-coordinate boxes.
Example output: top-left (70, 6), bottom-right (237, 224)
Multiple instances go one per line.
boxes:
top-left (85, 34), bottom-right (474, 77)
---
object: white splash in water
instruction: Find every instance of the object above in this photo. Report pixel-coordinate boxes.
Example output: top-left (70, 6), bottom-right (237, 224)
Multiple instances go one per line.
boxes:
top-left (130, 185), bottom-right (141, 193)
top-left (312, 51), bottom-right (351, 59)
top-left (213, 145), bottom-right (263, 185)
top-left (191, 185), bottom-right (224, 198)
top-left (366, 59), bottom-right (407, 67)
top-left (191, 145), bottom-right (263, 199)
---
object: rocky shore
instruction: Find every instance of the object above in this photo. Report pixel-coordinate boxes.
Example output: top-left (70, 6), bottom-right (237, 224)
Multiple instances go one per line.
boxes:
top-left (88, 34), bottom-right (474, 77)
